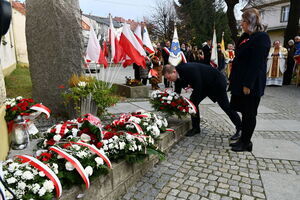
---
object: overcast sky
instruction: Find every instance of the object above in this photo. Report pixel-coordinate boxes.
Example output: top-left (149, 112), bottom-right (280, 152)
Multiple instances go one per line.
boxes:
top-left (79, 0), bottom-right (160, 21)
top-left (19, 0), bottom-right (244, 20)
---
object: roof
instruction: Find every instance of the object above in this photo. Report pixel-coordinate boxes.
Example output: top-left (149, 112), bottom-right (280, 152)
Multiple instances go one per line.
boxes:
top-left (81, 20), bottom-right (90, 31)
top-left (83, 14), bottom-right (123, 28)
top-left (242, 0), bottom-right (289, 11)
top-left (12, 1), bottom-right (26, 15)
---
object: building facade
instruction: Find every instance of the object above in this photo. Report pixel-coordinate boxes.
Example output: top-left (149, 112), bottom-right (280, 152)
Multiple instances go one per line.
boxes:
top-left (243, 0), bottom-right (299, 44)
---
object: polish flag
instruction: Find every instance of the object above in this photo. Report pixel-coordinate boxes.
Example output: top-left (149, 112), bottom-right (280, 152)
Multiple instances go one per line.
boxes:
top-left (210, 28), bottom-right (218, 68)
top-left (102, 40), bottom-right (108, 57)
top-left (86, 25), bottom-right (108, 67)
top-left (109, 15), bottom-right (125, 63)
top-left (119, 23), bottom-right (146, 67)
top-left (142, 25), bottom-right (154, 54)
top-left (108, 14), bottom-right (116, 62)
top-left (134, 25), bottom-right (143, 47)
top-left (113, 37), bottom-right (125, 64)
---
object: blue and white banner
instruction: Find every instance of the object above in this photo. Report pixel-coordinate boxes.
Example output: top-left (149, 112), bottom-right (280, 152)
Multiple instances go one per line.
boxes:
top-left (168, 26), bottom-right (186, 66)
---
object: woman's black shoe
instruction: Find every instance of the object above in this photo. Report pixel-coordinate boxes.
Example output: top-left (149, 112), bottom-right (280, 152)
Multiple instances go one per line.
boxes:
top-left (230, 129), bottom-right (241, 140)
top-left (231, 142), bottom-right (253, 152)
top-left (185, 128), bottom-right (201, 137)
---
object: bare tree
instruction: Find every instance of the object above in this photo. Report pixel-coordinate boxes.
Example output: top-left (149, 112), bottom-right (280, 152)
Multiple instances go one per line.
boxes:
top-left (224, 0), bottom-right (240, 44)
top-left (148, 0), bottom-right (178, 43)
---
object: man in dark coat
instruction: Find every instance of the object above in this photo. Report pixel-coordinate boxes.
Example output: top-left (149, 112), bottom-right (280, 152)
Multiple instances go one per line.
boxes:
top-left (163, 63), bottom-right (242, 137)
top-left (202, 39), bottom-right (212, 65)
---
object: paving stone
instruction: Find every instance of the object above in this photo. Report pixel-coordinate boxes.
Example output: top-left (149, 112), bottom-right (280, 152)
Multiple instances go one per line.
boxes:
top-left (178, 191), bottom-right (190, 199)
top-left (189, 194), bottom-right (201, 200)
top-left (187, 186), bottom-right (198, 194)
top-left (241, 194), bottom-right (255, 200)
top-left (169, 189), bottom-right (180, 196)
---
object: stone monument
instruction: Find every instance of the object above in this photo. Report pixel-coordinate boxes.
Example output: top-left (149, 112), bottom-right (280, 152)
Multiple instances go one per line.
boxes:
top-left (0, 68), bottom-right (6, 105)
top-left (26, 0), bottom-right (83, 115)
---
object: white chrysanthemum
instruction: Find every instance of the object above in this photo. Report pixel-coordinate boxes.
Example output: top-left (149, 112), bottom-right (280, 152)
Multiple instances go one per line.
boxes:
top-left (137, 145), bottom-right (142, 151)
top-left (65, 162), bottom-right (75, 171)
top-left (78, 81), bottom-right (87, 87)
top-left (14, 170), bottom-right (23, 176)
top-left (16, 96), bottom-right (23, 100)
top-left (72, 144), bottom-right (81, 151)
top-left (85, 166), bottom-right (93, 176)
top-left (32, 183), bottom-right (41, 194)
top-left (112, 135), bottom-right (119, 140)
top-left (80, 133), bottom-right (91, 142)
top-left (77, 151), bottom-right (88, 158)
top-left (8, 162), bottom-right (19, 172)
top-left (22, 171), bottom-right (34, 180)
top-left (103, 145), bottom-right (108, 151)
top-left (53, 134), bottom-right (61, 142)
top-left (17, 182), bottom-right (26, 190)
top-left (38, 187), bottom-right (46, 197)
top-left (72, 128), bottom-right (79, 136)
top-left (108, 143), bottom-right (114, 149)
top-left (103, 140), bottom-right (108, 145)
top-left (43, 180), bottom-right (54, 192)
top-left (52, 163), bottom-right (58, 169)
top-left (6, 177), bottom-right (17, 184)
top-left (39, 171), bottom-right (45, 177)
top-left (95, 157), bottom-right (104, 166)
top-left (119, 141), bottom-right (126, 150)
top-left (108, 138), bottom-right (113, 143)
top-left (152, 125), bottom-right (160, 136)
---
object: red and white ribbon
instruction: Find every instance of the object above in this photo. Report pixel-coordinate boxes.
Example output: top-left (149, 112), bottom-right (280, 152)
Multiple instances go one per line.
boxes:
top-left (70, 142), bottom-right (112, 169)
top-left (56, 121), bottom-right (77, 135)
top-left (183, 97), bottom-right (197, 113)
top-left (125, 122), bottom-right (143, 134)
top-left (15, 155), bottom-right (62, 198)
top-left (165, 128), bottom-right (175, 132)
top-left (30, 104), bottom-right (51, 119)
top-left (49, 147), bottom-right (90, 189)
top-left (84, 114), bottom-right (102, 128)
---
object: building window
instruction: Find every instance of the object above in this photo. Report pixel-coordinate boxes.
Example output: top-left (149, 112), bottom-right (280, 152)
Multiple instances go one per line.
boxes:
top-left (280, 5), bottom-right (290, 22)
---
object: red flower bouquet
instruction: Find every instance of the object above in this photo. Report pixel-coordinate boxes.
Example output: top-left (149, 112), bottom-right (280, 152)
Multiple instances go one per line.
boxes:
top-left (150, 90), bottom-right (197, 118)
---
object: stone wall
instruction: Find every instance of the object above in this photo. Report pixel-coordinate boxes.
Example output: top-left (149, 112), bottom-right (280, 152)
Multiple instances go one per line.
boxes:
top-left (26, 0), bottom-right (84, 115)
top-left (0, 69), bottom-right (6, 105)
top-left (61, 118), bottom-right (191, 200)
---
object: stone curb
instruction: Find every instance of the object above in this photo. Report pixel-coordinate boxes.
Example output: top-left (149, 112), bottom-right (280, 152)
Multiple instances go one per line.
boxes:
top-left (61, 118), bottom-right (191, 200)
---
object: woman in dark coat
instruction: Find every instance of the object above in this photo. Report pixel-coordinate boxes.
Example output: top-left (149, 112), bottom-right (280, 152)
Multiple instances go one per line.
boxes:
top-left (229, 8), bottom-right (271, 152)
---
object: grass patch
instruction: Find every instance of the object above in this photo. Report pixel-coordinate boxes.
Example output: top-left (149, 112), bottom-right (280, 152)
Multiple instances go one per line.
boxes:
top-left (4, 64), bottom-right (32, 98)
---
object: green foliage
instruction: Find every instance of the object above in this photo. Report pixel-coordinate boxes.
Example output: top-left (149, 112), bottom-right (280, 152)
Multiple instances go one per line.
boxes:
top-left (5, 64), bottom-right (32, 98)
top-left (62, 79), bottom-right (119, 117)
top-left (176, 0), bottom-right (233, 46)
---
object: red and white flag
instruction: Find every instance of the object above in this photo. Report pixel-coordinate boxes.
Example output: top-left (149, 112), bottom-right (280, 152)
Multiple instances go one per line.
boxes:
top-left (86, 25), bottom-right (108, 67)
top-left (119, 23), bottom-right (146, 67)
top-left (142, 25), bottom-right (154, 54)
top-left (134, 25), bottom-right (143, 47)
top-left (210, 28), bottom-right (218, 68)
top-left (108, 15), bottom-right (125, 64)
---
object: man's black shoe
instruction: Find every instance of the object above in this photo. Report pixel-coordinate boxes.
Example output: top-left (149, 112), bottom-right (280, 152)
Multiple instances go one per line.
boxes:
top-left (230, 129), bottom-right (241, 140)
top-left (185, 128), bottom-right (201, 137)
top-left (229, 139), bottom-right (241, 147)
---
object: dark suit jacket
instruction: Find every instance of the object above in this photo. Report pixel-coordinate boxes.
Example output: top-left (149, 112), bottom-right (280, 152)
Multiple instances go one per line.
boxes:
top-left (202, 45), bottom-right (211, 65)
top-left (175, 63), bottom-right (226, 105)
top-left (229, 32), bottom-right (271, 97)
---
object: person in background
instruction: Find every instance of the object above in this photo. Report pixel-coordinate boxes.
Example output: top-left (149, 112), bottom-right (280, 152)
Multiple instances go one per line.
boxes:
top-left (266, 40), bottom-right (288, 86)
top-left (202, 39), bottom-right (212, 65)
top-left (283, 39), bottom-right (295, 85)
top-left (162, 40), bottom-right (171, 88)
top-left (294, 36), bottom-right (300, 86)
top-left (224, 44), bottom-right (235, 79)
top-left (217, 45), bottom-right (226, 74)
top-left (229, 8), bottom-right (271, 152)
top-left (196, 49), bottom-right (205, 63)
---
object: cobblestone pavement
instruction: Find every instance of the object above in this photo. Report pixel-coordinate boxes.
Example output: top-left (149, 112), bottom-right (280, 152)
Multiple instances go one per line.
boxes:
top-left (120, 85), bottom-right (300, 200)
